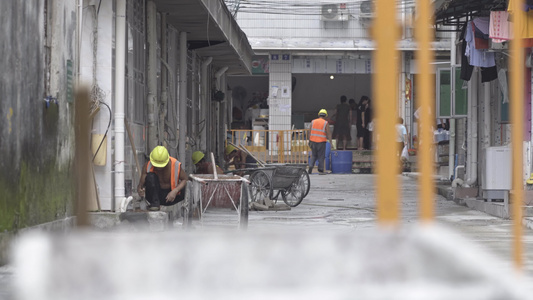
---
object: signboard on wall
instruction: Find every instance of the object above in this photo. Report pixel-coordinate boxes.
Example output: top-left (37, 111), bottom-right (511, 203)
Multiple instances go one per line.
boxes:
top-left (292, 57), bottom-right (372, 74)
top-left (252, 57), bottom-right (269, 74)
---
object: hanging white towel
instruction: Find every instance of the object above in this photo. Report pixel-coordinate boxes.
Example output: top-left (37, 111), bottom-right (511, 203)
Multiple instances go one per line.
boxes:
top-left (498, 69), bottom-right (509, 104)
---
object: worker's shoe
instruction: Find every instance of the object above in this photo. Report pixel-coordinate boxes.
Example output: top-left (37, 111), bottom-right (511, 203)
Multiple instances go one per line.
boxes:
top-left (148, 199), bottom-right (160, 211)
top-left (148, 205), bottom-right (160, 211)
top-left (318, 170), bottom-right (326, 175)
top-left (307, 167), bottom-right (313, 174)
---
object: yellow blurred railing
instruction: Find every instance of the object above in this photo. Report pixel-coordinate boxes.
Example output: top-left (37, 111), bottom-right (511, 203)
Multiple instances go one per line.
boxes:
top-left (227, 129), bottom-right (311, 164)
top-left (374, 0), bottom-right (524, 269)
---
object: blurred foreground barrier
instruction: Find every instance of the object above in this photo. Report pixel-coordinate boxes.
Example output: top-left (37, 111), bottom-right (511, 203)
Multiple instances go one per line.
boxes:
top-left (13, 225), bottom-right (528, 300)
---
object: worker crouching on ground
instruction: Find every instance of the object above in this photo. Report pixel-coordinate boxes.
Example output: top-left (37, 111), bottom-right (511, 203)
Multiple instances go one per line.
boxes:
top-left (137, 146), bottom-right (188, 211)
top-left (224, 144), bottom-right (257, 175)
top-left (192, 151), bottom-right (224, 175)
top-left (308, 109), bottom-right (333, 175)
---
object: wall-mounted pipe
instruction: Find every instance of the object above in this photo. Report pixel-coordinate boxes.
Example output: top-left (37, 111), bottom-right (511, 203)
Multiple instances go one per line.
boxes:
top-left (160, 14), bottom-right (168, 147)
top-left (453, 165), bottom-right (465, 187)
top-left (146, 2), bottom-right (158, 151)
top-left (465, 71), bottom-right (478, 187)
top-left (448, 31), bottom-right (457, 181)
top-left (481, 82), bottom-right (491, 188)
top-left (179, 31), bottom-right (188, 165)
top-left (200, 57), bottom-right (213, 152)
top-left (448, 119), bottom-right (456, 180)
top-left (191, 52), bottom-right (197, 148)
top-left (214, 67), bottom-right (228, 161)
top-left (215, 67), bottom-right (229, 89)
top-left (113, 0), bottom-right (126, 212)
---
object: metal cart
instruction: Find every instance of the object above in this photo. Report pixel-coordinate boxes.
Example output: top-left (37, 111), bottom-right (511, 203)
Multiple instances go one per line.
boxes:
top-left (225, 143), bottom-right (310, 207)
top-left (182, 173), bottom-right (250, 230)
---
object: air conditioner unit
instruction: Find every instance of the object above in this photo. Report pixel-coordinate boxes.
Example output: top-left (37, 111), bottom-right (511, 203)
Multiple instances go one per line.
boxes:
top-left (359, 0), bottom-right (374, 19)
top-left (484, 146), bottom-right (511, 190)
top-left (321, 3), bottom-right (349, 21)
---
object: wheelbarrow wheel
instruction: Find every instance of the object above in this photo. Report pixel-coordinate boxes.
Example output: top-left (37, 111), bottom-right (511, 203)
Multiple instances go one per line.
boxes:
top-left (281, 180), bottom-right (305, 207)
top-left (301, 170), bottom-right (311, 198)
top-left (249, 170), bottom-right (272, 203)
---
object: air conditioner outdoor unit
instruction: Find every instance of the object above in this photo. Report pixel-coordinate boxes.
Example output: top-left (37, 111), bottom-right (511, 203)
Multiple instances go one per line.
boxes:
top-left (359, 0), bottom-right (374, 19)
top-left (484, 146), bottom-right (511, 190)
top-left (321, 3), bottom-right (349, 21)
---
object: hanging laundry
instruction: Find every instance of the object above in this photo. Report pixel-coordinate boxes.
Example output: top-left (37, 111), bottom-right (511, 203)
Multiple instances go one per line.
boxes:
top-left (508, 0), bottom-right (533, 38)
top-left (460, 21), bottom-right (474, 81)
top-left (498, 69), bottom-right (509, 104)
top-left (465, 21), bottom-right (496, 68)
top-left (473, 18), bottom-right (490, 49)
top-left (490, 11), bottom-right (512, 42)
top-left (480, 66), bottom-right (498, 83)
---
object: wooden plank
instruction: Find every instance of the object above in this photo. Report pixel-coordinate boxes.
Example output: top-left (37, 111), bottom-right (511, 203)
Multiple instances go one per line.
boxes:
top-left (228, 141), bottom-right (266, 167)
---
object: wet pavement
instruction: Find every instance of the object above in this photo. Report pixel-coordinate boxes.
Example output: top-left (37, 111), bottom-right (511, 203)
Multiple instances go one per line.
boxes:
top-left (2, 173), bottom-right (533, 299)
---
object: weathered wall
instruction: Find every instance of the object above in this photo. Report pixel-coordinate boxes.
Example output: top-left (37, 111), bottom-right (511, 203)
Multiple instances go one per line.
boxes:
top-left (0, 0), bottom-right (77, 263)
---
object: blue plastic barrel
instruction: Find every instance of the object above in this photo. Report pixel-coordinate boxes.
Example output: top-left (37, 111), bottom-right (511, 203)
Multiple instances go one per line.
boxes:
top-left (308, 141), bottom-right (331, 171)
top-left (331, 150), bottom-right (353, 174)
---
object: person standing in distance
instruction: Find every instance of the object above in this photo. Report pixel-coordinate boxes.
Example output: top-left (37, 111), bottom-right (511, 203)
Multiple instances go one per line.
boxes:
top-left (308, 109), bottom-right (333, 175)
top-left (137, 146), bottom-right (188, 211)
top-left (331, 95), bottom-right (352, 150)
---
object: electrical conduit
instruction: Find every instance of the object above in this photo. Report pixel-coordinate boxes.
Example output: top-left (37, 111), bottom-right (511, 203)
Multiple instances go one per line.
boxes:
top-left (465, 70), bottom-right (478, 187)
top-left (114, 0), bottom-right (126, 211)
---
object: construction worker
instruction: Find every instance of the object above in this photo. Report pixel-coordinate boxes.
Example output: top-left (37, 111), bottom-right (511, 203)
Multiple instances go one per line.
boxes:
top-left (225, 144), bottom-right (257, 172)
top-left (137, 146), bottom-right (188, 211)
top-left (308, 109), bottom-right (333, 175)
top-left (192, 151), bottom-right (224, 175)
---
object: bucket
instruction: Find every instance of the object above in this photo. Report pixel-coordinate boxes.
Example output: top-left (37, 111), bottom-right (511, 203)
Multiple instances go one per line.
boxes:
top-left (331, 150), bottom-right (353, 174)
top-left (308, 142), bottom-right (331, 170)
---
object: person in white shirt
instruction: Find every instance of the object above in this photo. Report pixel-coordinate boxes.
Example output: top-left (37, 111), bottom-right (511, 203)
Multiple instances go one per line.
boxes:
top-left (396, 117), bottom-right (408, 157)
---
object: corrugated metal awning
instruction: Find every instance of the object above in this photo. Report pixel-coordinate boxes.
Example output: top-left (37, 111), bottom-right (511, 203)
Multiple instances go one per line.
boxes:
top-left (434, 0), bottom-right (507, 29)
top-left (153, 0), bottom-right (254, 75)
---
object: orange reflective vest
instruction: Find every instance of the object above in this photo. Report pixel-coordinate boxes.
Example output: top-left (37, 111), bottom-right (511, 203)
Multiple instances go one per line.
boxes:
top-left (146, 157), bottom-right (182, 191)
top-left (310, 118), bottom-right (328, 143)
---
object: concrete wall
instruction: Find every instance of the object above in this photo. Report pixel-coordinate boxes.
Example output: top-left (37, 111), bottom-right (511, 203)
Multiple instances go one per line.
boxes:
top-left (0, 0), bottom-right (77, 263)
top-left (80, 1), bottom-right (115, 210)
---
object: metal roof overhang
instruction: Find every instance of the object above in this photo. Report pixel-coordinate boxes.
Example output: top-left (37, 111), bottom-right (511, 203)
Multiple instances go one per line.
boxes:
top-left (434, 0), bottom-right (507, 30)
top-left (153, 0), bottom-right (254, 75)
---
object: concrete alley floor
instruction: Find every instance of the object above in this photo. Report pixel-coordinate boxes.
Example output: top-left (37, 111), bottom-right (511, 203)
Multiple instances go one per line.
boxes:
top-left (243, 174), bottom-right (533, 275)
top-left (2, 173), bottom-right (533, 299)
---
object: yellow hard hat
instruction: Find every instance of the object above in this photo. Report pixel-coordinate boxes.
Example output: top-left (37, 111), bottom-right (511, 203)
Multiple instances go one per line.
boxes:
top-left (225, 144), bottom-right (237, 155)
top-left (192, 151), bottom-right (205, 165)
top-left (149, 146), bottom-right (170, 168)
top-left (318, 109), bottom-right (328, 117)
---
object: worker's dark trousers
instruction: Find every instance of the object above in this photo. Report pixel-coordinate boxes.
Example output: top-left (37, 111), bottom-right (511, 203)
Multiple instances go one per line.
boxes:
top-left (308, 141), bottom-right (326, 173)
top-left (145, 172), bottom-right (186, 208)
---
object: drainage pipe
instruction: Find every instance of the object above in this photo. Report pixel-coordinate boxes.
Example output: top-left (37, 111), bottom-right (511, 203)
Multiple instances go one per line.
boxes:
top-left (160, 14), bottom-right (168, 147)
top-left (448, 119), bottom-right (456, 180)
top-left (191, 52), bottom-right (197, 147)
top-left (215, 67), bottom-right (228, 160)
top-left (465, 71), bottom-right (479, 187)
top-left (146, 2), bottom-right (158, 151)
top-left (448, 31), bottom-right (457, 181)
top-left (179, 31), bottom-right (188, 164)
top-left (200, 57), bottom-right (213, 152)
top-left (114, 0), bottom-right (126, 211)
top-left (481, 82), bottom-right (491, 188)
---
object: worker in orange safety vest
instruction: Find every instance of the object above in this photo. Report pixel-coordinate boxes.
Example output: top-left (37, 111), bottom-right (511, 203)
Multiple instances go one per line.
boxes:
top-left (308, 109), bottom-right (333, 175)
top-left (137, 146), bottom-right (188, 211)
